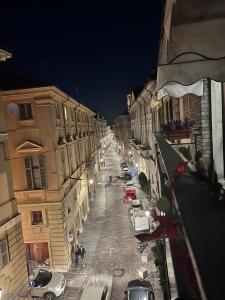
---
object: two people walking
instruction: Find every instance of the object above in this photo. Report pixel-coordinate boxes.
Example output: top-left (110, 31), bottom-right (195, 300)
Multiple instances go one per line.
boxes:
top-left (72, 243), bottom-right (86, 267)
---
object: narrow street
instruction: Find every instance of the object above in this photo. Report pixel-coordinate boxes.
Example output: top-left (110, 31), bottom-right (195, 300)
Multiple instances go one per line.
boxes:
top-left (60, 143), bottom-right (163, 300)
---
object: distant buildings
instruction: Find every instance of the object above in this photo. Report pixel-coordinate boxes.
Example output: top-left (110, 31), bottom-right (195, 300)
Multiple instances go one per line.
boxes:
top-left (1, 85), bottom-right (106, 272)
top-left (113, 113), bottom-right (131, 161)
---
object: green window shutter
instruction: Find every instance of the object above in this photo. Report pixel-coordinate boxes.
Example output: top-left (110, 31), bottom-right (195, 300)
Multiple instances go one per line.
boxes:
top-left (25, 157), bottom-right (33, 189)
top-left (39, 156), bottom-right (47, 189)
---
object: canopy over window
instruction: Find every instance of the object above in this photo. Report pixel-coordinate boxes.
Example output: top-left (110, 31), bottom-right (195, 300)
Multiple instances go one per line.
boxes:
top-left (157, 0), bottom-right (225, 98)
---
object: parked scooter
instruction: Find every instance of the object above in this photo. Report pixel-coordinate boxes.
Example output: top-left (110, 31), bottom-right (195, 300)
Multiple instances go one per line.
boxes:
top-left (137, 241), bottom-right (148, 253)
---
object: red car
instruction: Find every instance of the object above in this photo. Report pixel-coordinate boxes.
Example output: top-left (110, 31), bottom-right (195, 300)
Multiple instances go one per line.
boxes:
top-left (124, 189), bottom-right (137, 204)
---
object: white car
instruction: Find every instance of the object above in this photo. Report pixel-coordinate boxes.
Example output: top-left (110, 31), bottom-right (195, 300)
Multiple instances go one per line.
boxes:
top-left (130, 210), bottom-right (150, 232)
top-left (30, 269), bottom-right (66, 300)
top-left (125, 180), bottom-right (135, 190)
top-left (80, 274), bottom-right (112, 300)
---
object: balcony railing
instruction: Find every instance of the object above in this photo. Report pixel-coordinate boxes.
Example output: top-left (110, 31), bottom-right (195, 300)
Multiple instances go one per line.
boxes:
top-left (155, 133), bottom-right (225, 300)
top-left (163, 129), bottom-right (192, 142)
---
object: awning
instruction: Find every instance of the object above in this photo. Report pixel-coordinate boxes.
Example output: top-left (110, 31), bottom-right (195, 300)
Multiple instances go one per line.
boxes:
top-left (157, 0), bottom-right (225, 97)
top-left (157, 80), bottom-right (203, 100)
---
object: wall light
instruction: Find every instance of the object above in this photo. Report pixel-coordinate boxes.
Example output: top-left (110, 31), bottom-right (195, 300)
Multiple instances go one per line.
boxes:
top-left (89, 179), bottom-right (94, 185)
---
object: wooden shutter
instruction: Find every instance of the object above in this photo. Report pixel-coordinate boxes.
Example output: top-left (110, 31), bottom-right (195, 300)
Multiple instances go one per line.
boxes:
top-left (25, 157), bottom-right (34, 189)
top-left (39, 156), bottom-right (47, 189)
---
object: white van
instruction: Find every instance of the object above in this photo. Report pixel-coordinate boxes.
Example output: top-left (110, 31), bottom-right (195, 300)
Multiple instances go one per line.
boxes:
top-left (130, 210), bottom-right (149, 232)
top-left (80, 274), bottom-right (112, 300)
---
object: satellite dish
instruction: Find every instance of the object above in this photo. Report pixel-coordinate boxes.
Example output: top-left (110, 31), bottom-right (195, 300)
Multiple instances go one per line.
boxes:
top-left (7, 102), bottom-right (19, 115)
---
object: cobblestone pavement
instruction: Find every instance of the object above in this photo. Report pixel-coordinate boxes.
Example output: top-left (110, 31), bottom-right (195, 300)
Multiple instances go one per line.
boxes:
top-left (59, 144), bottom-right (163, 300)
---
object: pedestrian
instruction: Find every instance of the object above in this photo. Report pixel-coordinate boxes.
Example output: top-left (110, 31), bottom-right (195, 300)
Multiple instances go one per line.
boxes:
top-left (109, 175), bottom-right (112, 183)
top-left (79, 245), bottom-right (86, 267)
top-left (74, 244), bottom-right (80, 265)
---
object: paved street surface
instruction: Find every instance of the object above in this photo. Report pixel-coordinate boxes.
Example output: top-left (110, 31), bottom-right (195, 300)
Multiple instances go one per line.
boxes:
top-left (59, 143), bottom-right (163, 300)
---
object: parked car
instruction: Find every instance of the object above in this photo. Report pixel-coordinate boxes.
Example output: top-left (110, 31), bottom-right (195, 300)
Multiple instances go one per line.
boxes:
top-left (130, 209), bottom-right (150, 232)
top-left (124, 189), bottom-right (137, 204)
top-left (80, 274), bottom-right (112, 300)
top-left (30, 269), bottom-right (66, 300)
top-left (128, 200), bottom-right (143, 215)
top-left (124, 279), bottom-right (155, 300)
top-left (121, 162), bottom-right (128, 169)
top-left (122, 167), bottom-right (129, 174)
top-left (125, 180), bottom-right (135, 190)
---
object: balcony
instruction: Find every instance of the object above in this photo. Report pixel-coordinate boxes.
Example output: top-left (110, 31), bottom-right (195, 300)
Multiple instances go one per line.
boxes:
top-left (163, 129), bottom-right (192, 142)
top-left (155, 133), bottom-right (225, 300)
top-left (85, 158), bottom-right (96, 170)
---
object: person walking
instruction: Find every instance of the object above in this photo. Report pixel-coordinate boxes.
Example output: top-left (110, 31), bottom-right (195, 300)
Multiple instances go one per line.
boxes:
top-left (79, 245), bottom-right (86, 267)
top-left (74, 244), bottom-right (80, 265)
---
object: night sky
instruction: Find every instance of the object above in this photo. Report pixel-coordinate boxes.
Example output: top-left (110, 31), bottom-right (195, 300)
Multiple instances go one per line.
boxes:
top-left (0, 1), bottom-right (164, 123)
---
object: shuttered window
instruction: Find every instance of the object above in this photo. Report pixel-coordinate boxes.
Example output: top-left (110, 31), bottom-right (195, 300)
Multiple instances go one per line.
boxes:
top-left (25, 156), bottom-right (47, 190)
top-left (19, 103), bottom-right (33, 120)
top-left (0, 239), bottom-right (10, 268)
top-left (31, 211), bottom-right (43, 225)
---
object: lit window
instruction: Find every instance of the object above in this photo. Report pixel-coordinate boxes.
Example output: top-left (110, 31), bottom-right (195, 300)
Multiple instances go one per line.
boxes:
top-left (19, 103), bottom-right (33, 120)
top-left (0, 239), bottom-right (10, 268)
top-left (64, 106), bottom-right (68, 120)
top-left (31, 211), bottom-right (43, 225)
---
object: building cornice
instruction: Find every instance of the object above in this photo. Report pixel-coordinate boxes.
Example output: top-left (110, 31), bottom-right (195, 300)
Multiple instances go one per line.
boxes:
top-left (0, 214), bottom-right (21, 235)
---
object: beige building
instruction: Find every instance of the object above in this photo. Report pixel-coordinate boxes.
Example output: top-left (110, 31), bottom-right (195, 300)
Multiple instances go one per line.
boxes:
top-left (127, 81), bottom-right (161, 202)
top-left (0, 49), bottom-right (28, 299)
top-left (2, 85), bottom-right (103, 272)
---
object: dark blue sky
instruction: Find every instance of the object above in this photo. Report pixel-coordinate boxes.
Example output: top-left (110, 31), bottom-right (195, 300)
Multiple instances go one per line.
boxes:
top-left (0, 1), bottom-right (163, 123)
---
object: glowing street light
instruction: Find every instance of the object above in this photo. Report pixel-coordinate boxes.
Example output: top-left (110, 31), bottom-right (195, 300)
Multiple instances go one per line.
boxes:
top-left (89, 179), bottom-right (94, 185)
top-left (136, 163), bottom-right (138, 167)
top-left (129, 151), bottom-right (131, 155)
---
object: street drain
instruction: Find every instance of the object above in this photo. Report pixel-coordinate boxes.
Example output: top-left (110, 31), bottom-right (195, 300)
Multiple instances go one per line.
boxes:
top-left (113, 268), bottom-right (125, 277)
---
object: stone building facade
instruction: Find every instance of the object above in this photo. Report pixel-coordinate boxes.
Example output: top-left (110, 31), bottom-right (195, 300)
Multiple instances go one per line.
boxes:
top-left (127, 81), bottom-right (161, 202)
top-left (2, 86), bottom-right (104, 272)
top-left (0, 49), bottom-right (28, 299)
top-left (113, 114), bottom-right (131, 161)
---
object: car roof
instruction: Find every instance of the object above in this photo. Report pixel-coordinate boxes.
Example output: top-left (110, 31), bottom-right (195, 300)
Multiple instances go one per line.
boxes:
top-left (128, 279), bottom-right (152, 289)
top-left (80, 286), bottom-right (104, 300)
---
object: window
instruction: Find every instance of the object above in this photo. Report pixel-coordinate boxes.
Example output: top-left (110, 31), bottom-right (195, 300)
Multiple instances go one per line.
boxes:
top-left (31, 211), bottom-right (43, 225)
top-left (64, 106), bottom-right (68, 120)
top-left (19, 103), bottom-right (33, 120)
top-left (0, 239), bottom-right (10, 268)
top-left (60, 150), bottom-right (66, 180)
top-left (25, 156), bottom-right (47, 190)
top-left (56, 103), bottom-right (60, 119)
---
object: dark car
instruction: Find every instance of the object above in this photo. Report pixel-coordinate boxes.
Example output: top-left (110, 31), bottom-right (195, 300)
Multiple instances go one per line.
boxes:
top-left (121, 162), bottom-right (128, 169)
top-left (124, 279), bottom-right (155, 300)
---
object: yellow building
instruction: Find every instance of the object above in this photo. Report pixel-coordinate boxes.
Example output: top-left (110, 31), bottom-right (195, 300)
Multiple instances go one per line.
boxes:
top-left (2, 85), bottom-right (102, 272)
top-left (0, 49), bottom-right (28, 299)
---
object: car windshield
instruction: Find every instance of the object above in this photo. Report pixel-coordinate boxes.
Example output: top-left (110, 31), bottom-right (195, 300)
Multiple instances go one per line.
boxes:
top-left (129, 290), bottom-right (148, 300)
top-left (34, 270), bottom-right (52, 287)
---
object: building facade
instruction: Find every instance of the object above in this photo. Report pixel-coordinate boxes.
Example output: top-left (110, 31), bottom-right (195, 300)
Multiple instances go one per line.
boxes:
top-left (0, 49), bottom-right (28, 299)
top-left (127, 81), bottom-right (161, 202)
top-left (113, 114), bottom-right (131, 161)
top-left (2, 86), bottom-right (103, 272)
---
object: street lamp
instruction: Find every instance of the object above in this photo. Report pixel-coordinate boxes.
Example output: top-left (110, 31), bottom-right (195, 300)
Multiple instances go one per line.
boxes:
top-left (129, 151), bottom-right (131, 155)
top-left (89, 179), bottom-right (94, 185)
top-left (136, 163), bottom-right (139, 167)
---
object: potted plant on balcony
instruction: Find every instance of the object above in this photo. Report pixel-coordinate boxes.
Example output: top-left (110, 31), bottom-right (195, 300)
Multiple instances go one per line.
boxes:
top-left (162, 118), bottom-right (195, 142)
